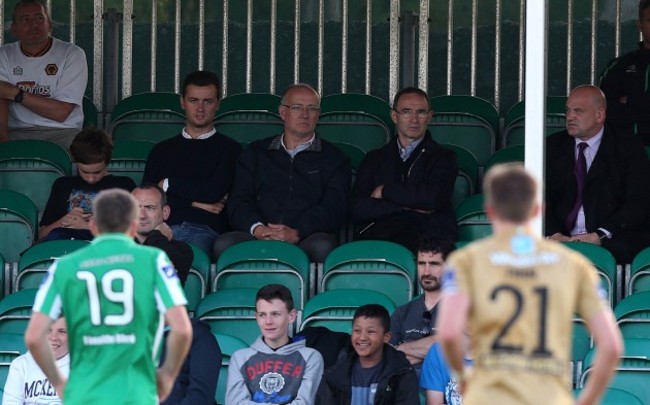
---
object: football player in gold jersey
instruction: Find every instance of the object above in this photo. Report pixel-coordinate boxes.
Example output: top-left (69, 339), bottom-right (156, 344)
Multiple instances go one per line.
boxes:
top-left (436, 164), bottom-right (622, 405)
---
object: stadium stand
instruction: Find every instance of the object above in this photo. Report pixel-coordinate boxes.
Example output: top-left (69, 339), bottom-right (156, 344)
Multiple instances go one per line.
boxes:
top-left (214, 240), bottom-right (310, 310)
top-left (320, 241), bottom-right (416, 307)
top-left (14, 239), bottom-right (89, 292)
top-left (0, 190), bottom-right (39, 263)
top-left (0, 140), bottom-right (72, 217)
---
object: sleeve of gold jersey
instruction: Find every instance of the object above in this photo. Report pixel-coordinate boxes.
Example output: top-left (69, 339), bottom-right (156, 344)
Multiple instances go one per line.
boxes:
top-left (441, 248), bottom-right (473, 296)
top-left (574, 253), bottom-right (610, 321)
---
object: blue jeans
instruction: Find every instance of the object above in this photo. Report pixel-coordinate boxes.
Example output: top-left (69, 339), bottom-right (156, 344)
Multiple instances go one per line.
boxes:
top-left (171, 222), bottom-right (218, 259)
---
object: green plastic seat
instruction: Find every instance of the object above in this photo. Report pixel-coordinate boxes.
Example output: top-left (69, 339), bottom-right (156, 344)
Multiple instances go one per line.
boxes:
top-left (218, 93), bottom-right (281, 115)
top-left (580, 338), bottom-right (650, 402)
top-left (184, 243), bottom-right (211, 315)
top-left (107, 140), bottom-right (155, 184)
top-left (627, 247), bottom-right (650, 296)
top-left (0, 254), bottom-right (4, 300)
top-left (330, 141), bottom-right (366, 172)
top-left (0, 140), bottom-right (72, 217)
top-left (562, 242), bottom-right (618, 307)
top-left (0, 332), bottom-right (27, 403)
top-left (321, 93), bottom-right (393, 133)
top-left (321, 241), bottom-right (416, 307)
top-left (429, 95), bottom-right (499, 168)
top-left (82, 95), bottom-right (99, 128)
top-left (574, 387), bottom-right (643, 405)
top-left (15, 239), bottom-right (89, 292)
top-left (214, 241), bottom-right (310, 311)
top-left (215, 110), bottom-right (284, 145)
top-left (110, 92), bottom-right (184, 119)
top-left (316, 111), bottom-right (391, 153)
top-left (196, 289), bottom-right (260, 345)
top-left (455, 194), bottom-right (491, 242)
top-left (444, 145), bottom-right (479, 208)
top-left (614, 292), bottom-right (650, 339)
top-left (299, 289), bottom-right (396, 334)
top-left (484, 145), bottom-right (525, 173)
top-left (0, 190), bottom-right (39, 263)
top-left (0, 289), bottom-right (37, 334)
top-left (502, 96), bottom-right (567, 147)
top-left (213, 333), bottom-right (248, 405)
top-left (571, 317), bottom-right (592, 387)
top-left (108, 110), bottom-right (186, 143)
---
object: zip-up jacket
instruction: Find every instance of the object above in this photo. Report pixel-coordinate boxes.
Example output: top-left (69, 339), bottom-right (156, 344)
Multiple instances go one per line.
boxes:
top-left (600, 42), bottom-right (650, 144)
top-left (316, 343), bottom-right (420, 405)
top-left (228, 134), bottom-right (351, 239)
top-left (351, 131), bottom-right (458, 244)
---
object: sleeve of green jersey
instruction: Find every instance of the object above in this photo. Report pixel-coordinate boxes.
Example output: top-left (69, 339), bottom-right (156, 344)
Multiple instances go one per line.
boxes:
top-left (154, 250), bottom-right (188, 313)
top-left (32, 261), bottom-right (63, 320)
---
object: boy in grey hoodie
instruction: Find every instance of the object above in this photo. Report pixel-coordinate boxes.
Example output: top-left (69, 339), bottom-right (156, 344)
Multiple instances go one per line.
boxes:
top-left (226, 284), bottom-right (324, 404)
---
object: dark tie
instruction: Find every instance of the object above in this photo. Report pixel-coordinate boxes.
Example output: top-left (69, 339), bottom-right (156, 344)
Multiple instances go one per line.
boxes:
top-left (564, 142), bottom-right (588, 233)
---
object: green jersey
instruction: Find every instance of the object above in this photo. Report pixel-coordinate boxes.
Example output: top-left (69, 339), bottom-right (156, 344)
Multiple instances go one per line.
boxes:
top-left (33, 233), bottom-right (188, 405)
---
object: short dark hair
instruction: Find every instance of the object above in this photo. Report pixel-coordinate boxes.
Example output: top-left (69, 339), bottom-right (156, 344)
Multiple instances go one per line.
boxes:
top-left (69, 127), bottom-right (113, 164)
top-left (483, 163), bottom-right (537, 223)
top-left (181, 70), bottom-right (222, 100)
top-left (640, 0), bottom-right (650, 19)
top-left (256, 284), bottom-right (294, 312)
top-left (135, 183), bottom-right (168, 207)
top-left (415, 236), bottom-right (454, 260)
top-left (12, 0), bottom-right (49, 23)
top-left (279, 83), bottom-right (320, 105)
top-left (392, 87), bottom-right (431, 110)
top-left (353, 304), bottom-right (391, 333)
top-left (92, 188), bottom-right (139, 234)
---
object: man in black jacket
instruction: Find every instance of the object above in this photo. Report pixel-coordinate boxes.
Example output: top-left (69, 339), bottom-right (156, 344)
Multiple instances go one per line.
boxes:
top-left (351, 87), bottom-right (458, 251)
top-left (133, 185), bottom-right (193, 284)
top-left (546, 85), bottom-right (650, 264)
top-left (215, 83), bottom-right (351, 262)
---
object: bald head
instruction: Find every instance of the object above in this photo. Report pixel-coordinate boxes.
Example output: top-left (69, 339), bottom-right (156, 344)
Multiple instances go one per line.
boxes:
top-left (565, 85), bottom-right (607, 141)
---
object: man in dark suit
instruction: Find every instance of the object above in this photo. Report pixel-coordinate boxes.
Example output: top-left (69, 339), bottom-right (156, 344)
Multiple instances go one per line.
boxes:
top-left (545, 84), bottom-right (650, 264)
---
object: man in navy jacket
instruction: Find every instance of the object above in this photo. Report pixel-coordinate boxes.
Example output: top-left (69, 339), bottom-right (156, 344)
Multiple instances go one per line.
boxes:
top-left (351, 87), bottom-right (458, 251)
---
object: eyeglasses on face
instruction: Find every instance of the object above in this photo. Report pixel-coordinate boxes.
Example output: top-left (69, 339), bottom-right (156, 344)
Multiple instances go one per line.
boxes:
top-left (281, 104), bottom-right (321, 114)
top-left (394, 108), bottom-right (431, 118)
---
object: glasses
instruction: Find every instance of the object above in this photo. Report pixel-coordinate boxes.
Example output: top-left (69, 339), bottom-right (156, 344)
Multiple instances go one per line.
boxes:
top-left (394, 108), bottom-right (431, 118)
top-left (282, 104), bottom-right (321, 114)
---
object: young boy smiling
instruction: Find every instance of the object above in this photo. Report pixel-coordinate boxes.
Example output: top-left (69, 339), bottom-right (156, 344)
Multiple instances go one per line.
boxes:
top-left (317, 304), bottom-right (420, 404)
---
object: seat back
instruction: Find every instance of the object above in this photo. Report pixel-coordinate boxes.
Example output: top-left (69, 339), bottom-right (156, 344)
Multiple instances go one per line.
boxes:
top-left (108, 110), bottom-right (186, 143)
top-left (484, 145), bottom-right (525, 173)
top-left (83, 95), bottom-right (99, 127)
top-left (215, 110), bottom-right (284, 145)
top-left (573, 387), bottom-right (643, 405)
top-left (614, 292), bottom-right (650, 339)
top-left (429, 95), bottom-right (499, 168)
top-left (330, 141), bottom-right (366, 173)
top-left (0, 333), bottom-right (27, 403)
top-left (445, 145), bottom-right (479, 208)
top-left (214, 241), bottom-right (310, 310)
top-left (218, 93), bottom-right (281, 115)
top-left (321, 93), bottom-right (393, 132)
top-left (455, 194), bottom-right (492, 242)
top-left (321, 241), bottom-right (415, 306)
top-left (562, 241), bottom-right (618, 306)
top-left (0, 140), bottom-right (72, 216)
top-left (571, 317), bottom-right (592, 387)
top-left (184, 243), bottom-right (211, 315)
top-left (628, 247), bottom-right (650, 296)
top-left (0, 190), bottom-right (39, 262)
top-left (0, 289), bottom-right (37, 334)
top-left (107, 140), bottom-right (155, 184)
top-left (502, 96), bottom-right (567, 147)
top-left (196, 289), bottom-right (260, 345)
top-left (213, 333), bottom-right (248, 405)
top-left (299, 289), bottom-right (396, 334)
top-left (110, 92), bottom-right (184, 119)
top-left (316, 111), bottom-right (391, 153)
top-left (15, 239), bottom-right (89, 291)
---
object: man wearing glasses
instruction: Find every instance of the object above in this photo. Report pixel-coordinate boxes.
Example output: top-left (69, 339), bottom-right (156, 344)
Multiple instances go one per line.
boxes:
top-left (351, 87), bottom-right (458, 252)
top-left (218, 83), bottom-right (351, 262)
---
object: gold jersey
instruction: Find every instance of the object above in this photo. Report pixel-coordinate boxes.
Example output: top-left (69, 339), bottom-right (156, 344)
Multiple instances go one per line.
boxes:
top-left (442, 229), bottom-right (608, 405)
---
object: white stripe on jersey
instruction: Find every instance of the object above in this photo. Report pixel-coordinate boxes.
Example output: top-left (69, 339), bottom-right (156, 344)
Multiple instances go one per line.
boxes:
top-left (33, 261), bottom-right (63, 319)
top-left (155, 251), bottom-right (187, 308)
top-left (151, 311), bottom-right (165, 362)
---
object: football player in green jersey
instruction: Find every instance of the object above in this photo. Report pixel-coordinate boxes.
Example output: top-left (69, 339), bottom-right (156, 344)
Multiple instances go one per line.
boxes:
top-left (25, 188), bottom-right (193, 404)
